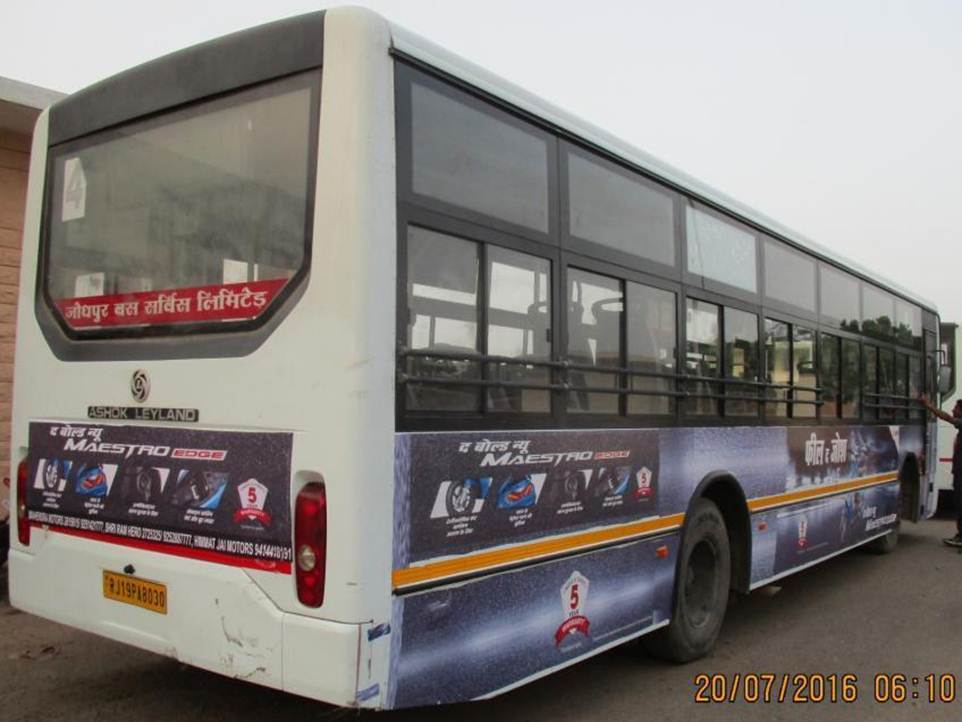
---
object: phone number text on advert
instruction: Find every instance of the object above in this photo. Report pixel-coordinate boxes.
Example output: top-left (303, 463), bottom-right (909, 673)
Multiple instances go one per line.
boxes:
top-left (693, 673), bottom-right (958, 704)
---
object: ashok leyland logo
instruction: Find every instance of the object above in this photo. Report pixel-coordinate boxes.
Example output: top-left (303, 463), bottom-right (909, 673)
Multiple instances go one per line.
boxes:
top-left (234, 478), bottom-right (272, 526)
top-left (555, 571), bottom-right (590, 649)
top-left (131, 369), bottom-right (150, 403)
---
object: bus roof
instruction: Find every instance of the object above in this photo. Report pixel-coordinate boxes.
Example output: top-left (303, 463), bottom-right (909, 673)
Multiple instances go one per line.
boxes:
top-left (390, 22), bottom-right (938, 315)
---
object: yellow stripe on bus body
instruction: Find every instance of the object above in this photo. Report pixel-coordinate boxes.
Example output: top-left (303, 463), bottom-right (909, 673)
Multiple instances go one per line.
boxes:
top-left (392, 513), bottom-right (685, 590)
top-left (746, 472), bottom-right (899, 512)
top-left (392, 471), bottom-right (900, 590)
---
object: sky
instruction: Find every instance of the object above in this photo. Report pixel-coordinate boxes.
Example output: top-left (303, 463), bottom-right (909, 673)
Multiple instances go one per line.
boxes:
top-left (3, 0), bottom-right (960, 321)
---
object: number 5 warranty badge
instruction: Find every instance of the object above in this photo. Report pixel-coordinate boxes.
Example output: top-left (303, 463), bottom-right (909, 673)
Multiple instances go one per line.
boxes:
top-left (234, 478), bottom-right (272, 528)
top-left (556, 571), bottom-right (591, 651)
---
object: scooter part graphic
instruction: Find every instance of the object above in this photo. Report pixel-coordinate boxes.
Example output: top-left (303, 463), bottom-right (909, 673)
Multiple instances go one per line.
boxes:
top-left (497, 475), bottom-right (537, 509)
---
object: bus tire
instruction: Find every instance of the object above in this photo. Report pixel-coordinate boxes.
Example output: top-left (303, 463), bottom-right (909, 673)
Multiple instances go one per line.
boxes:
top-left (643, 498), bottom-right (730, 663)
top-left (865, 523), bottom-right (899, 554)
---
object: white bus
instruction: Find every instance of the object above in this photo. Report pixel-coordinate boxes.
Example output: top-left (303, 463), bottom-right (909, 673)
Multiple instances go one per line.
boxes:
top-left (9, 7), bottom-right (942, 709)
top-left (935, 322), bottom-right (958, 504)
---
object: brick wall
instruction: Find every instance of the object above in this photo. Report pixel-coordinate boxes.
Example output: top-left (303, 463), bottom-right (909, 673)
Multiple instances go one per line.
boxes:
top-left (0, 128), bottom-right (28, 519)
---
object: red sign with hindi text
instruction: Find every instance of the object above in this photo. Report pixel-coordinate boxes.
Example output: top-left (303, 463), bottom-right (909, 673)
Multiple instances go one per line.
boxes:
top-left (54, 278), bottom-right (288, 329)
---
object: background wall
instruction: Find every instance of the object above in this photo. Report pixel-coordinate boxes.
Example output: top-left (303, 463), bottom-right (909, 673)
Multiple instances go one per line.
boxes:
top-left (0, 128), bottom-right (28, 519)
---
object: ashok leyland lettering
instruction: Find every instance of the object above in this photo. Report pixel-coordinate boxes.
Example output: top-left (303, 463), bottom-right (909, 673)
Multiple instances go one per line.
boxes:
top-left (9, 7), bottom-right (942, 710)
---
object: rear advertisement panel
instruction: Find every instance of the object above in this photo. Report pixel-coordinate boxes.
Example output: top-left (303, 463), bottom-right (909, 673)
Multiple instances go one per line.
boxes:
top-left (25, 422), bottom-right (293, 572)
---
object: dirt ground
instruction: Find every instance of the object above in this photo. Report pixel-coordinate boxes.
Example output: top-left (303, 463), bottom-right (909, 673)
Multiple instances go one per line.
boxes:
top-left (2, 517), bottom-right (961, 722)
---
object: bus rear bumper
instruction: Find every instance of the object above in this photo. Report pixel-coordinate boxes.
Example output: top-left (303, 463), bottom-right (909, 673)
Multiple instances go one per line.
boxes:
top-left (8, 531), bottom-right (364, 707)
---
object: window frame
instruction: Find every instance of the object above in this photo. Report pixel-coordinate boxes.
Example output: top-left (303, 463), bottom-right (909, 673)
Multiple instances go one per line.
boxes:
top-left (876, 345), bottom-right (897, 422)
top-left (894, 299), bottom-right (923, 350)
top-left (722, 304), bottom-right (763, 418)
top-left (762, 316), bottom-right (792, 421)
top-left (625, 276), bottom-right (681, 418)
top-left (861, 343), bottom-right (879, 421)
top-left (36, 68), bottom-right (323, 358)
top-left (940, 323), bottom-right (957, 398)
top-left (818, 262), bottom-right (862, 332)
top-left (761, 236), bottom-right (818, 322)
top-left (858, 336), bottom-right (923, 422)
top-left (683, 200), bottom-right (762, 305)
top-left (395, 62), bottom-right (560, 248)
top-left (682, 288), bottom-right (764, 424)
top-left (396, 205), bottom-right (563, 431)
top-left (559, 250), bottom-right (683, 428)
top-left (564, 263), bottom-right (626, 418)
top-left (839, 336), bottom-right (861, 420)
top-left (393, 57), bottom-right (933, 432)
top-left (560, 140), bottom-right (683, 280)
top-left (816, 323), bottom-right (869, 423)
top-left (819, 332), bottom-right (842, 421)
top-left (761, 310), bottom-right (823, 425)
top-left (894, 352), bottom-right (910, 421)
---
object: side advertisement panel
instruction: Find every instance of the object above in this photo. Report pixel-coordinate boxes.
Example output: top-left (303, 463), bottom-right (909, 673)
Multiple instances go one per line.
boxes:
top-left (749, 425), bottom-right (903, 584)
top-left (750, 483), bottom-right (901, 584)
top-left (388, 424), bottom-right (913, 708)
top-left (25, 422), bottom-right (293, 572)
top-left (387, 534), bottom-right (677, 708)
top-left (785, 426), bottom-right (899, 488)
top-left (396, 429), bottom-right (659, 568)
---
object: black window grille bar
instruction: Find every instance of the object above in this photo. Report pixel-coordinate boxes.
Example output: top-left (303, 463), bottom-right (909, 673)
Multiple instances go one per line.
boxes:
top-left (398, 347), bottom-right (825, 405)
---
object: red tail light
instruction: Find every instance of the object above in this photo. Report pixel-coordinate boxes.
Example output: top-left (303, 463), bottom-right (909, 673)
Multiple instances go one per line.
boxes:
top-left (294, 482), bottom-right (327, 607)
top-left (17, 457), bottom-right (30, 546)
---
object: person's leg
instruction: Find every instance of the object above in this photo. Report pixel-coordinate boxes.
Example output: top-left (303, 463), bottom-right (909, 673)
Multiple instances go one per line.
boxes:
top-left (956, 476), bottom-right (962, 537)
top-left (948, 475), bottom-right (962, 545)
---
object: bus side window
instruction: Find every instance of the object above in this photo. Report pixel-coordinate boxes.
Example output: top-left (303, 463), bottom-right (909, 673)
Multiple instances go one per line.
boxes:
top-left (724, 307), bottom-right (759, 417)
top-left (405, 226), bottom-right (481, 412)
top-left (763, 239), bottom-right (816, 312)
top-left (764, 319), bottom-right (790, 418)
top-left (627, 283), bottom-right (676, 415)
top-left (685, 299), bottom-right (720, 416)
top-left (878, 349), bottom-right (896, 421)
top-left (410, 78), bottom-right (550, 234)
top-left (819, 334), bottom-right (840, 419)
top-left (486, 246), bottom-right (552, 413)
top-left (895, 353), bottom-right (909, 421)
top-left (841, 338), bottom-right (860, 419)
top-left (939, 324), bottom-right (956, 397)
top-left (686, 207), bottom-right (757, 293)
top-left (909, 355), bottom-right (923, 420)
top-left (566, 268), bottom-right (622, 414)
top-left (792, 326), bottom-right (817, 418)
top-left (567, 149), bottom-right (676, 268)
top-left (820, 265), bottom-right (860, 329)
top-left (862, 345), bottom-right (878, 420)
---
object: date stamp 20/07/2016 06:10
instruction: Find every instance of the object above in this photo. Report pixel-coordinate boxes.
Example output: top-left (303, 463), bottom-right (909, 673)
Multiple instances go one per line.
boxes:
top-left (693, 673), bottom-right (958, 705)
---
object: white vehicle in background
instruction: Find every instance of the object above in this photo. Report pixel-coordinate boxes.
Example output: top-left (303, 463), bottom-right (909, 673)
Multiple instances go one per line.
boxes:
top-left (935, 322), bottom-right (959, 506)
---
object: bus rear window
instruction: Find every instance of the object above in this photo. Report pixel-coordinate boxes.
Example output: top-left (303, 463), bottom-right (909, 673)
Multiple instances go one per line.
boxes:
top-left (44, 72), bottom-right (317, 333)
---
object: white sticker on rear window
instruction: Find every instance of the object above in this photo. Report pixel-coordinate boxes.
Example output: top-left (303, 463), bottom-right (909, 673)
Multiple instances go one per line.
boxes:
top-left (74, 272), bottom-right (105, 298)
top-left (61, 157), bottom-right (87, 221)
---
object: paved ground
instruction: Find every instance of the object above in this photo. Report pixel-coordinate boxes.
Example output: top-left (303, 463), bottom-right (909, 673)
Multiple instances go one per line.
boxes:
top-left (2, 517), bottom-right (961, 722)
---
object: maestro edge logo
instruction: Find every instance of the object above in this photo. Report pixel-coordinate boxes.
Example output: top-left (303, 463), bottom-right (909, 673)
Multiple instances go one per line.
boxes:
top-left (131, 369), bottom-right (150, 403)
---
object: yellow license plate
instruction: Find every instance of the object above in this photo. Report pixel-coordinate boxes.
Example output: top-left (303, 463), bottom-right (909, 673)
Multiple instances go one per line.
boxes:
top-left (102, 571), bottom-right (167, 614)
